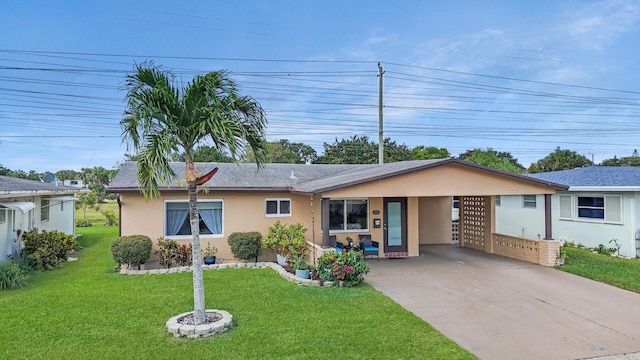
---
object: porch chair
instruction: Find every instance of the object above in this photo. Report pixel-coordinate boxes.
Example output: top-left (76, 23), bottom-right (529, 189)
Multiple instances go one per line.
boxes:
top-left (329, 235), bottom-right (344, 253)
top-left (359, 234), bottom-right (379, 260)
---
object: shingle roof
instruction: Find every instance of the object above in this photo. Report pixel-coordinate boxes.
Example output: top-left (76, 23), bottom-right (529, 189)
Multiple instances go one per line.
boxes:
top-left (528, 166), bottom-right (640, 187)
top-left (0, 175), bottom-right (81, 197)
top-left (108, 159), bottom-right (566, 194)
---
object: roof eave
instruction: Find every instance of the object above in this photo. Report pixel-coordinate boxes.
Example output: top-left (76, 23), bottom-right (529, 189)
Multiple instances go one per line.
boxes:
top-left (0, 189), bottom-right (83, 197)
top-left (301, 159), bottom-right (569, 195)
top-left (107, 186), bottom-right (294, 193)
top-left (567, 186), bottom-right (640, 192)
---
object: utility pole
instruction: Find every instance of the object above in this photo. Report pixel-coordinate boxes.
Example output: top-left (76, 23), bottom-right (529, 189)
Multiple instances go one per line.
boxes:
top-left (378, 62), bottom-right (385, 164)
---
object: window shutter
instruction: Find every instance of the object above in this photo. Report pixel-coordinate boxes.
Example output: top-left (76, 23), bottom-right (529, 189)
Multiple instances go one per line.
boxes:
top-left (605, 195), bottom-right (622, 222)
top-left (559, 195), bottom-right (572, 219)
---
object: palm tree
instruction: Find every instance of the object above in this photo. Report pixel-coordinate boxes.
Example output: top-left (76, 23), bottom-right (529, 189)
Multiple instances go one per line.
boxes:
top-left (121, 62), bottom-right (267, 324)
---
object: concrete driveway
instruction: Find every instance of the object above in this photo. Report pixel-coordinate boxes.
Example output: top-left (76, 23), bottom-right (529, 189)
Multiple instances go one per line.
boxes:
top-left (365, 244), bottom-right (640, 360)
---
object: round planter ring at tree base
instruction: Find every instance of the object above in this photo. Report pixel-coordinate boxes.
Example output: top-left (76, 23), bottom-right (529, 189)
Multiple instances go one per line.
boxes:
top-left (295, 269), bottom-right (310, 279)
top-left (203, 256), bottom-right (216, 265)
top-left (166, 309), bottom-right (233, 339)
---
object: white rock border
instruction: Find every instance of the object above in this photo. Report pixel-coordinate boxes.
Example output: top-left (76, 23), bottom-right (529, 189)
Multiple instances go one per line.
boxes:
top-left (119, 262), bottom-right (334, 287)
top-left (166, 309), bottom-right (233, 339)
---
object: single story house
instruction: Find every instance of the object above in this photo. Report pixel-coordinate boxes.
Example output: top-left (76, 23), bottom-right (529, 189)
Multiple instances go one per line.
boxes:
top-left (108, 159), bottom-right (568, 266)
top-left (0, 176), bottom-right (81, 262)
top-left (496, 166), bottom-right (640, 258)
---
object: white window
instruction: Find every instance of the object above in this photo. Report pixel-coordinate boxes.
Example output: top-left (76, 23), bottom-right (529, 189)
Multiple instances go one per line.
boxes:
top-left (495, 195), bottom-right (501, 206)
top-left (523, 195), bottom-right (536, 209)
top-left (329, 199), bottom-right (368, 231)
top-left (41, 199), bottom-right (50, 222)
top-left (265, 198), bottom-right (291, 217)
top-left (165, 200), bottom-right (223, 237)
top-left (0, 209), bottom-right (5, 224)
top-left (576, 195), bottom-right (622, 222)
top-left (577, 196), bottom-right (604, 219)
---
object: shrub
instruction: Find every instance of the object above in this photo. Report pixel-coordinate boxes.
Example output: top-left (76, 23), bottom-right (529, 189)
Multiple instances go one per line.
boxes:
top-left (262, 221), bottom-right (308, 257)
top-left (317, 250), bottom-right (370, 287)
top-left (110, 235), bottom-right (152, 269)
top-left (228, 231), bottom-right (263, 261)
top-left (0, 261), bottom-right (28, 290)
top-left (101, 209), bottom-right (118, 226)
top-left (175, 243), bottom-right (192, 266)
top-left (155, 238), bottom-right (178, 268)
top-left (595, 244), bottom-right (616, 256)
top-left (75, 219), bottom-right (93, 227)
top-left (21, 230), bottom-right (75, 271)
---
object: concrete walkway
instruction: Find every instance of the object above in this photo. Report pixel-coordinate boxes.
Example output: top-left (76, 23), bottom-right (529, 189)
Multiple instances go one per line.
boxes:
top-left (365, 245), bottom-right (640, 360)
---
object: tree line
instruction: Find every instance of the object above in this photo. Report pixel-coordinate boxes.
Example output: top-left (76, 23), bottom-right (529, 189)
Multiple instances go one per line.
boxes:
top-left (130, 136), bottom-right (640, 174)
top-left (3, 139), bottom-right (639, 188)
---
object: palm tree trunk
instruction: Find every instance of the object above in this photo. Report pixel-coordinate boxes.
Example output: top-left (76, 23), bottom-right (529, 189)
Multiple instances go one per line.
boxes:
top-left (187, 162), bottom-right (206, 324)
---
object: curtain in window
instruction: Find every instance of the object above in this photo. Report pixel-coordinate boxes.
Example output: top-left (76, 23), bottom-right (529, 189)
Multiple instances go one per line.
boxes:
top-left (199, 209), bottom-right (222, 234)
top-left (167, 209), bottom-right (189, 235)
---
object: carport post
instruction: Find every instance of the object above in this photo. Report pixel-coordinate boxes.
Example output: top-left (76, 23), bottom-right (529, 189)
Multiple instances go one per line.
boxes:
top-left (321, 198), bottom-right (330, 246)
top-left (544, 194), bottom-right (553, 240)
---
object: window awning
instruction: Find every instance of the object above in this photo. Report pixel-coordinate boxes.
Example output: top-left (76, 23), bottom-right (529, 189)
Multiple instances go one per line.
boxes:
top-left (0, 201), bottom-right (36, 212)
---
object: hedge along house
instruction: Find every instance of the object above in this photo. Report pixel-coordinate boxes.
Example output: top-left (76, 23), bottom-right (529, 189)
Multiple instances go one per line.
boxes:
top-left (107, 159), bottom-right (567, 266)
top-left (0, 175), bottom-right (81, 262)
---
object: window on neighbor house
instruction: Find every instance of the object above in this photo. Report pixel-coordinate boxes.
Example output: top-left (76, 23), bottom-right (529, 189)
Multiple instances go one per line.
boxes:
top-left (329, 199), bottom-right (368, 231)
top-left (265, 198), bottom-right (291, 217)
top-left (41, 199), bottom-right (50, 222)
top-left (523, 195), bottom-right (536, 208)
top-left (495, 195), bottom-right (501, 206)
top-left (0, 209), bottom-right (5, 224)
top-left (577, 196), bottom-right (605, 219)
top-left (452, 196), bottom-right (460, 209)
top-left (165, 200), bottom-right (223, 237)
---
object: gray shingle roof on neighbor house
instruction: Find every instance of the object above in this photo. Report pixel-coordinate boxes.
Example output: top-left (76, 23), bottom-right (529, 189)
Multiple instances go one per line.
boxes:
top-left (108, 159), bottom-right (567, 195)
top-left (528, 166), bottom-right (640, 187)
top-left (0, 175), bottom-right (80, 197)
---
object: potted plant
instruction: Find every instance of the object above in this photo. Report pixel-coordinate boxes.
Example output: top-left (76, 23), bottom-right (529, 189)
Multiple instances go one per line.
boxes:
top-left (263, 221), bottom-right (308, 266)
top-left (346, 236), bottom-right (353, 248)
top-left (291, 253), bottom-right (310, 279)
top-left (203, 243), bottom-right (217, 265)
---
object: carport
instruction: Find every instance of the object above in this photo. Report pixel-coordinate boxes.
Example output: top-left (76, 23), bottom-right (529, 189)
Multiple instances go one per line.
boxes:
top-left (365, 244), bottom-right (640, 359)
top-left (301, 159), bottom-right (567, 266)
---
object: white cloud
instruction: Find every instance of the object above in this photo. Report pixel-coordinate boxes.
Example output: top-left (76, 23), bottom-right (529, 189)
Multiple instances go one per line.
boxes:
top-left (560, 0), bottom-right (640, 51)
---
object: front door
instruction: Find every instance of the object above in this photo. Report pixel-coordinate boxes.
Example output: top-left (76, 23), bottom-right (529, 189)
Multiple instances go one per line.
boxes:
top-left (384, 197), bottom-right (407, 253)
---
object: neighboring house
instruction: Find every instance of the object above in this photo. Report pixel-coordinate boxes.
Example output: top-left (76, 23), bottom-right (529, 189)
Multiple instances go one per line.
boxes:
top-left (63, 179), bottom-right (85, 188)
top-left (0, 176), bottom-right (81, 262)
top-left (108, 159), bottom-right (566, 266)
top-left (496, 167), bottom-right (640, 258)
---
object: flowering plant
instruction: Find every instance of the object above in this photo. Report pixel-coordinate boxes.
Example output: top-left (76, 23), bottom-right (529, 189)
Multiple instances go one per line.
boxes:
top-left (317, 249), bottom-right (370, 287)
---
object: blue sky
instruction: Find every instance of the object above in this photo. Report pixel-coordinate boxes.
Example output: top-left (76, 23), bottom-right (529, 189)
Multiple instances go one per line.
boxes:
top-left (1, 0), bottom-right (639, 172)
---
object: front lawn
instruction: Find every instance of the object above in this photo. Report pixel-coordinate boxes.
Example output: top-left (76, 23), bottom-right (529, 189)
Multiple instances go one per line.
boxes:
top-left (559, 246), bottom-right (640, 293)
top-left (0, 226), bottom-right (474, 359)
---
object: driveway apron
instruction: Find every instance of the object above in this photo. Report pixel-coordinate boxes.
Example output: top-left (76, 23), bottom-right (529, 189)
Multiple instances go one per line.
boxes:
top-left (365, 244), bottom-right (640, 360)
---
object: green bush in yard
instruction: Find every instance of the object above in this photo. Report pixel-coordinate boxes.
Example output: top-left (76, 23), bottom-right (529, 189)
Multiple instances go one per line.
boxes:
top-left (21, 230), bottom-right (75, 271)
top-left (110, 235), bottom-right (152, 269)
top-left (0, 261), bottom-right (28, 290)
top-left (228, 231), bottom-right (263, 261)
top-left (75, 219), bottom-right (93, 227)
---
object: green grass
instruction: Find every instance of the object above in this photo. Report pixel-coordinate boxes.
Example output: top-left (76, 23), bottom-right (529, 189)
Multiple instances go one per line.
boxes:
top-left (77, 201), bottom-right (118, 225)
top-left (559, 246), bottom-right (640, 293)
top-left (0, 226), bottom-right (474, 359)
